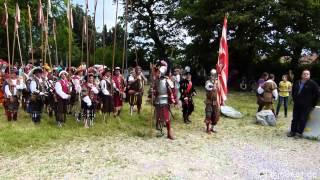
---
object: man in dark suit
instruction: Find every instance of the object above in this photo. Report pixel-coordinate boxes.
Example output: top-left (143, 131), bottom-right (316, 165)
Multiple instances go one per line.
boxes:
top-left (288, 70), bottom-right (319, 138)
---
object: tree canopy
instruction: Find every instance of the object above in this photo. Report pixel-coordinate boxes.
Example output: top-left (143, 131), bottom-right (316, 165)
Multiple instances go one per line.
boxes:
top-left (0, 0), bottom-right (319, 77)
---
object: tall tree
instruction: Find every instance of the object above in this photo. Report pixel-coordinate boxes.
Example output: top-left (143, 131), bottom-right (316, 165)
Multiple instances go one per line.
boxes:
top-left (128, 0), bottom-right (182, 60)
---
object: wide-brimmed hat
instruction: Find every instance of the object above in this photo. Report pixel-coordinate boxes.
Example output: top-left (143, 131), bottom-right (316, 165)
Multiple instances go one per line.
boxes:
top-left (42, 63), bottom-right (51, 72)
top-left (59, 70), bottom-right (68, 77)
top-left (28, 67), bottom-right (43, 78)
top-left (102, 67), bottom-right (111, 76)
top-left (75, 65), bottom-right (84, 74)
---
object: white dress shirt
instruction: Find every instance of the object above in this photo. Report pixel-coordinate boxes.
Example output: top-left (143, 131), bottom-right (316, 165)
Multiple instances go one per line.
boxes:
top-left (55, 80), bottom-right (70, 99)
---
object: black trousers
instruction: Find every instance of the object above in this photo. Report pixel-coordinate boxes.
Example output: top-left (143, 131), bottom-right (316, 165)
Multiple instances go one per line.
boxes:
top-left (291, 104), bottom-right (313, 134)
top-left (182, 100), bottom-right (194, 118)
top-left (55, 99), bottom-right (68, 123)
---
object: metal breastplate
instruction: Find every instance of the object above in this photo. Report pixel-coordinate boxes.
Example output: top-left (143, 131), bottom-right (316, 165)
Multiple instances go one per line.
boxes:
top-left (156, 78), bottom-right (168, 105)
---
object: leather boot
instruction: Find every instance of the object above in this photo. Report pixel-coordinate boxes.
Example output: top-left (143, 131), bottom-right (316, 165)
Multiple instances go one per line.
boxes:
top-left (206, 123), bottom-right (211, 134)
top-left (166, 122), bottom-right (174, 140)
top-left (183, 115), bottom-right (190, 124)
top-left (13, 112), bottom-right (17, 121)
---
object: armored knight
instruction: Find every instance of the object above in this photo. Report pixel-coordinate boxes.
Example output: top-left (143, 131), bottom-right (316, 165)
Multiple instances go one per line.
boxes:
top-left (153, 60), bottom-right (175, 140)
top-left (204, 69), bottom-right (220, 133)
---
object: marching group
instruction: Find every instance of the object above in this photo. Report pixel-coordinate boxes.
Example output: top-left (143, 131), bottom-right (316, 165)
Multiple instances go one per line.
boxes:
top-left (0, 60), bottom-right (221, 140)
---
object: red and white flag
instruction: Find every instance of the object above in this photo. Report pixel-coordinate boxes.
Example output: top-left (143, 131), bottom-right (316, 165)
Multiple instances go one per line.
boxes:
top-left (15, 3), bottom-right (21, 29)
top-left (38, 0), bottom-right (45, 26)
top-left (216, 16), bottom-right (228, 106)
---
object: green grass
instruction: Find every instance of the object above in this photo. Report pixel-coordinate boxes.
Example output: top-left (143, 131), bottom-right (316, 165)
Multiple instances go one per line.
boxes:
top-left (0, 87), bottom-right (292, 154)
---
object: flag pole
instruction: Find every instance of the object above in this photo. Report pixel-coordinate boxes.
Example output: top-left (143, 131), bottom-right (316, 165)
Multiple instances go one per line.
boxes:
top-left (27, 4), bottom-right (34, 65)
top-left (4, 2), bottom-right (11, 73)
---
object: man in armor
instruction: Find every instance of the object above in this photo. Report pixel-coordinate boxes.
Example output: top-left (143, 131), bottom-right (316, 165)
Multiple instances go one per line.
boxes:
top-left (29, 67), bottom-right (47, 124)
top-left (204, 69), bottom-right (220, 133)
top-left (127, 66), bottom-right (147, 115)
top-left (112, 67), bottom-right (125, 117)
top-left (172, 67), bottom-right (181, 107)
top-left (180, 68), bottom-right (197, 124)
top-left (153, 60), bottom-right (175, 140)
top-left (54, 71), bottom-right (72, 127)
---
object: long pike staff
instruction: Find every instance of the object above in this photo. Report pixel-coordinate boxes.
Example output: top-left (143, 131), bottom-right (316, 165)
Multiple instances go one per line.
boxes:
top-left (67, 0), bottom-right (73, 72)
top-left (85, 0), bottom-right (89, 67)
top-left (53, 18), bottom-right (58, 65)
top-left (38, 0), bottom-right (45, 64)
top-left (102, 0), bottom-right (105, 65)
top-left (128, 1), bottom-right (138, 65)
top-left (16, 28), bottom-right (23, 66)
top-left (149, 62), bottom-right (155, 136)
top-left (3, 2), bottom-right (10, 73)
top-left (112, 0), bottom-right (119, 76)
top-left (121, 0), bottom-right (129, 74)
top-left (12, 3), bottom-right (23, 67)
top-left (44, 0), bottom-right (52, 67)
top-left (93, 0), bottom-right (98, 65)
top-left (81, 16), bottom-right (84, 63)
top-left (27, 4), bottom-right (34, 65)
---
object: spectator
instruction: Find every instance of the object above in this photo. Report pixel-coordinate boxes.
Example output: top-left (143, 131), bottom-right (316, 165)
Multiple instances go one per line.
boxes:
top-left (276, 75), bottom-right (292, 118)
top-left (256, 72), bottom-right (269, 112)
top-left (288, 70), bottom-right (319, 138)
top-left (257, 74), bottom-right (278, 114)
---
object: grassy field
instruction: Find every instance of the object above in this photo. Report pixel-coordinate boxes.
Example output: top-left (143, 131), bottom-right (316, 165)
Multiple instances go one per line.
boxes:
top-left (0, 88), bottom-right (291, 155)
top-left (3, 88), bottom-right (320, 179)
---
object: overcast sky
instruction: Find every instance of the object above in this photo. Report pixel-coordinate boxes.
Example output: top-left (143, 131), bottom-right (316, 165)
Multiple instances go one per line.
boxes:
top-left (73, 0), bottom-right (124, 32)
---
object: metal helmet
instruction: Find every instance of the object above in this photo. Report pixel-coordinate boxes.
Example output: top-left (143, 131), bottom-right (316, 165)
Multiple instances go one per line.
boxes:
top-left (210, 69), bottom-right (217, 76)
top-left (184, 66), bottom-right (191, 73)
top-left (158, 60), bottom-right (168, 76)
